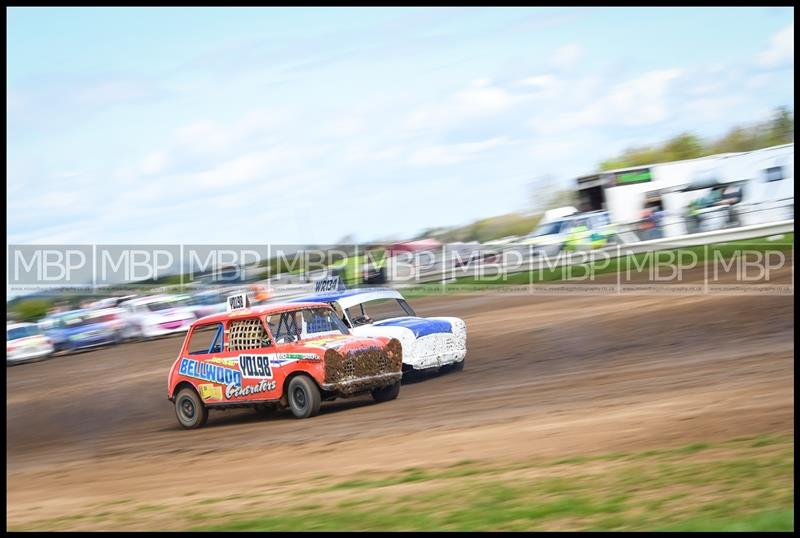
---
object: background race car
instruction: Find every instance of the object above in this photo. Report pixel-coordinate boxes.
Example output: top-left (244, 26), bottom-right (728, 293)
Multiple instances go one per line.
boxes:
top-left (118, 295), bottom-right (197, 340)
top-left (7, 322), bottom-right (54, 365)
top-left (38, 309), bottom-right (119, 353)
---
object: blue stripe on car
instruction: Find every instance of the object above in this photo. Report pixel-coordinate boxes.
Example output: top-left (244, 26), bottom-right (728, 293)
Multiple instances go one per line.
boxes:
top-left (372, 317), bottom-right (451, 338)
top-left (288, 287), bottom-right (398, 304)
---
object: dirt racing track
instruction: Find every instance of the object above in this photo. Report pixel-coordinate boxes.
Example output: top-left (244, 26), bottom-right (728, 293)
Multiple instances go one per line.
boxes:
top-left (6, 266), bottom-right (795, 529)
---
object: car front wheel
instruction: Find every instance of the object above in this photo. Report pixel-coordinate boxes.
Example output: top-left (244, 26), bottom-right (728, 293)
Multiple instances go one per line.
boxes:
top-left (372, 382), bottom-right (400, 402)
top-left (441, 357), bottom-right (466, 373)
top-left (287, 376), bottom-right (321, 419)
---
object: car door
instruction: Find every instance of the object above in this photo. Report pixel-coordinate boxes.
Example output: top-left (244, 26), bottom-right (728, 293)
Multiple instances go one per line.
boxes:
top-left (223, 316), bottom-right (282, 402)
top-left (180, 321), bottom-right (237, 403)
top-left (265, 310), bottom-right (327, 375)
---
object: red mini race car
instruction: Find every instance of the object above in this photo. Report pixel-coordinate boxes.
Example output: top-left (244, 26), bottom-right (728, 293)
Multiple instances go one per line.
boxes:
top-left (167, 298), bottom-right (403, 429)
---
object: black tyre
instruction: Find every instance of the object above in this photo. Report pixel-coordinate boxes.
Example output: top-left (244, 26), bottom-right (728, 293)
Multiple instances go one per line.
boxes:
top-left (175, 387), bottom-right (208, 429)
top-left (372, 382), bottom-right (400, 403)
top-left (288, 376), bottom-right (321, 419)
top-left (441, 357), bottom-right (466, 373)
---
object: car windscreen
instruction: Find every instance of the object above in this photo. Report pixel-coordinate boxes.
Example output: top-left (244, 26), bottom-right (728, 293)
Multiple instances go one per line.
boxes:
top-left (302, 308), bottom-right (349, 336)
top-left (89, 313), bottom-right (118, 324)
top-left (591, 213), bottom-right (611, 227)
top-left (61, 314), bottom-right (92, 328)
top-left (192, 294), bottom-right (224, 306)
top-left (530, 220), bottom-right (564, 237)
top-left (345, 298), bottom-right (416, 327)
top-left (146, 300), bottom-right (186, 312)
top-left (7, 326), bottom-right (41, 340)
top-left (266, 308), bottom-right (349, 341)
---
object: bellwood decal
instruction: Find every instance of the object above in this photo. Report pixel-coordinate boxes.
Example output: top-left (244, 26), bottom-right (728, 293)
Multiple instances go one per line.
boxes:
top-left (179, 358), bottom-right (242, 387)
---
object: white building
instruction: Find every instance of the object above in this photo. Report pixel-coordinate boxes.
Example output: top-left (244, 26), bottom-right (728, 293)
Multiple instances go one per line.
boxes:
top-left (575, 143), bottom-right (794, 237)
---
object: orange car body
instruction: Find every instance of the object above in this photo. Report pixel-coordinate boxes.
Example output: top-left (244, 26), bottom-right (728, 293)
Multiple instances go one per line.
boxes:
top-left (167, 302), bottom-right (403, 410)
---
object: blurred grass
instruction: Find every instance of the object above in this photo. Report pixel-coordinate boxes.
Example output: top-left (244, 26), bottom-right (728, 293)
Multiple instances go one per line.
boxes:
top-left (184, 435), bottom-right (792, 532)
top-left (13, 435), bottom-right (792, 531)
top-left (395, 233), bottom-right (793, 298)
top-left (443, 232), bottom-right (795, 288)
top-left (419, 212), bottom-right (544, 244)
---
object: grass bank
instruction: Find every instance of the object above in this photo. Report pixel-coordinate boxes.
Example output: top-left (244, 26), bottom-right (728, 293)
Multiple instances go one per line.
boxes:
top-left (197, 435), bottom-right (793, 532)
top-left (13, 434), bottom-right (792, 531)
top-left (395, 232), bottom-right (793, 296)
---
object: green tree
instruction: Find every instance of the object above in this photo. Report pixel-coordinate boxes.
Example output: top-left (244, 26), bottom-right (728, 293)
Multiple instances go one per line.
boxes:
top-left (712, 127), bottom-right (760, 153)
top-left (764, 106), bottom-right (794, 147)
top-left (663, 133), bottom-right (704, 161)
top-left (596, 106), bottom-right (793, 171)
top-left (10, 298), bottom-right (53, 322)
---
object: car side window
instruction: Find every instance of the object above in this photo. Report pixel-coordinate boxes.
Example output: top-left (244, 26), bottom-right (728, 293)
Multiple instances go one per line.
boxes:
top-left (188, 323), bottom-right (224, 355)
top-left (346, 304), bottom-right (371, 327)
top-left (227, 318), bottom-right (271, 351)
top-left (273, 311), bottom-right (302, 344)
top-left (330, 302), bottom-right (350, 327)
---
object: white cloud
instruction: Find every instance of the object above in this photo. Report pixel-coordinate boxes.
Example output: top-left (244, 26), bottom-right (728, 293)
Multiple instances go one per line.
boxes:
top-left (410, 137), bottom-right (510, 166)
top-left (683, 95), bottom-right (746, 122)
top-left (139, 151), bottom-right (170, 176)
top-left (404, 80), bottom-right (523, 132)
top-left (9, 9), bottom-right (794, 248)
top-left (757, 24), bottom-right (794, 68)
top-left (517, 74), bottom-right (557, 90)
top-left (551, 43), bottom-right (584, 70)
top-left (75, 79), bottom-right (162, 107)
top-left (746, 72), bottom-right (772, 90)
top-left (454, 82), bottom-right (517, 112)
top-left (531, 68), bottom-right (683, 134)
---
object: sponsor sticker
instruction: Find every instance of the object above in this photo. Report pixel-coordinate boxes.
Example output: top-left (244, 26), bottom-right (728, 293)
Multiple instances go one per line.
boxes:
top-left (226, 293), bottom-right (249, 311)
top-left (207, 356), bottom-right (239, 367)
top-left (179, 358), bottom-right (242, 387)
top-left (271, 352), bottom-right (320, 366)
top-left (198, 384), bottom-right (223, 401)
top-left (238, 354), bottom-right (273, 379)
top-left (303, 336), bottom-right (346, 349)
top-left (226, 379), bottom-right (277, 399)
top-left (315, 276), bottom-right (341, 292)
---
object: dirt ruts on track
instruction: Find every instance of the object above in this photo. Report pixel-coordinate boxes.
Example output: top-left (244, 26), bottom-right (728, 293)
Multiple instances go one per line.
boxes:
top-left (6, 267), bottom-right (794, 528)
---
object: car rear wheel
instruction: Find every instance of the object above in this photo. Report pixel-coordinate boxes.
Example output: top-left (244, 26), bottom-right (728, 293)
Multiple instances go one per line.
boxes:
top-left (175, 387), bottom-right (208, 429)
top-left (372, 382), bottom-right (400, 402)
top-left (287, 376), bottom-right (321, 419)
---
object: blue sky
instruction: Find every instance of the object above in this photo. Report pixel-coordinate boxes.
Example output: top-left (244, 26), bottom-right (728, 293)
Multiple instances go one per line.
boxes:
top-left (7, 7), bottom-right (794, 245)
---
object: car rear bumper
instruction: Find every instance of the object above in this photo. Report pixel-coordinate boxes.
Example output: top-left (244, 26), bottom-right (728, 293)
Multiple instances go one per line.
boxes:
top-left (69, 335), bottom-right (117, 350)
top-left (143, 321), bottom-right (193, 338)
top-left (7, 346), bottom-right (54, 363)
top-left (407, 348), bottom-right (467, 370)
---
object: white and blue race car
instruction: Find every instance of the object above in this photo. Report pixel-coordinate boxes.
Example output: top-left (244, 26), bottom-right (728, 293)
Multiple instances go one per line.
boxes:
top-left (289, 286), bottom-right (467, 372)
